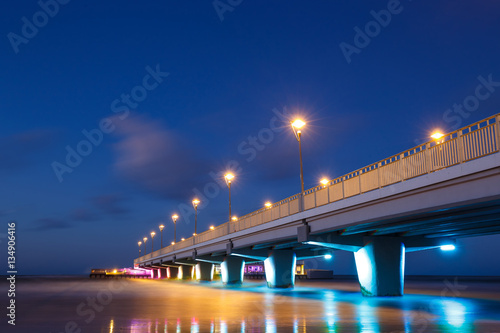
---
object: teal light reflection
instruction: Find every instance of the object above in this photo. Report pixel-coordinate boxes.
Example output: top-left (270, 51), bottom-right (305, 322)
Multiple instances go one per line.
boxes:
top-left (358, 301), bottom-right (380, 333)
top-left (265, 316), bottom-right (277, 333)
top-left (323, 290), bottom-right (338, 332)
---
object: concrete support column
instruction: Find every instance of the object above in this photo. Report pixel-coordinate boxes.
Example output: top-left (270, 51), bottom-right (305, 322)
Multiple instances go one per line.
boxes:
top-left (354, 237), bottom-right (405, 297)
top-left (179, 265), bottom-right (193, 280)
top-left (168, 266), bottom-right (178, 279)
top-left (264, 250), bottom-right (296, 288)
top-left (158, 268), bottom-right (168, 279)
top-left (221, 256), bottom-right (245, 285)
top-left (195, 262), bottom-right (214, 281)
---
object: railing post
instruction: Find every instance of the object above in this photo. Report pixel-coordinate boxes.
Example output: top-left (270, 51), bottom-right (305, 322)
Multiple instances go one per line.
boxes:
top-left (496, 115), bottom-right (500, 152)
top-left (358, 170), bottom-right (362, 194)
top-left (425, 142), bottom-right (432, 173)
top-left (457, 130), bottom-right (464, 163)
top-left (326, 183), bottom-right (330, 203)
top-left (341, 177), bottom-right (345, 199)
top-left (377, 162), bottom-right (382, 188)
top-left (400, 154), bottom-right (405, 181)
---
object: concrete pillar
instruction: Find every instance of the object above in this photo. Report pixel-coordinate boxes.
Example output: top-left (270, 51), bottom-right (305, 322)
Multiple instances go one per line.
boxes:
top-left (195, 262), bottom-right (214, 281)
top-left (158, 268), bottom-right (168, 279)
top-left (179, 265), bottom-right (193, 280)
top-left (264, 250), bottom-right (296, 288)
top-left (221, 256), bottom-right (245, 285)
top-left (168, 266), bottom-right (178, 279)
top-left (354, 237), bottom-right (405, 297)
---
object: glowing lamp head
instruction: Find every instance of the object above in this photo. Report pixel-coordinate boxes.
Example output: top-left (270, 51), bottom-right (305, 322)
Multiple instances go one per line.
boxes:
top-left (193, 233), bottom-right (196, 236)
top-left (210, 225), bottom-right (215, 230)
top-left (150, 231), bottom-right (156, 238)
top-left (171, 241), bottom-right (175, 245)
top-left (113, 269), bottom-right (117, 273)
top-left (138, 241), bottom-right (142, 246)
top-left (291, 119), bottom-right (306, 129)
top-left (181, 238), bottom-right (185, 241)
top-left (265, 202), bottom-right (272, 208)
top-left (231, 216), bottom-right (238, 221)
top-left (431, 131), bottom-right (445, 140)
top-left (159, 224), bottom-right (164, 231)
top-left (172, 214), bottom-right (178, 223)
top-left (440, 244), bottom-right (456, 251)
top-left (324, 254), bottom-right (332, 260)
top-left (224, 173), bottom-right (234, 185)
top-left (192, 198), bottom-right (200, 208)
top-left (143, 237), bottom-right (147, 242)
top-left (320, 178), bottom-right (329, 186)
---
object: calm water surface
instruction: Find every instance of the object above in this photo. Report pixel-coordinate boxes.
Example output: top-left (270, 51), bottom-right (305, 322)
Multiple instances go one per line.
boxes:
top-left (5, 276), bottom-right (500, 332)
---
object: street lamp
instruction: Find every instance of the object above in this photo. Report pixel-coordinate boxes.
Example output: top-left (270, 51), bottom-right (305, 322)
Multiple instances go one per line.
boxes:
top-left (210, 225), bottom-right (215, 230)
top-left (143, 237), bottom-right (147, 254)
top-left (159, 224), bottom-right (164, 248)
top-left (431, 131), bottom-right (444, 140)
top-left (150, 231), bottom-right (156, 252)
top-left (231, 216), bottom-right (238, 221)
top-left (192, 198), bottom-right (200, 235)
top-left (224, 173), bottom-right (234, 223)
top-left (291, 119), bottom-right (306, 210)
top-left (172, 214), bottom-right (178, 243)
top-left (431, 131), bottom-right (445, 144)
top-left (321, 177), bottom-right (331, 202)
top-left (138, 241), bottom-right (142, 256)
top-left (320, 178), bottom-right (329, 187)
top-left (265, 201), bottom-right (272, 208)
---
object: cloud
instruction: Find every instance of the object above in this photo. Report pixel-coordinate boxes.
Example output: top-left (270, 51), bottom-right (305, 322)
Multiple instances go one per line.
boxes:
top-left (91, 194), bottom-right (129, 215)
top-left (0, 129), bottom-right (57, 171)
top-left (70, 208), bottom-right (98, 222)
top-left (111, 115), bottom-right (212, 199)
top-left (30, 218), bottom-right (71, 231)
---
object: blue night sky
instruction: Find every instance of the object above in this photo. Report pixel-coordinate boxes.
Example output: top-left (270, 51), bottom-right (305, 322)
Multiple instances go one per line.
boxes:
top-left (1, 1), bottom-right (500, 275)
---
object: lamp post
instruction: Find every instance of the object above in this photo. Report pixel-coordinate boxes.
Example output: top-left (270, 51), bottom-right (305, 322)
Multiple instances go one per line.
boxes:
top-left (224, 173), bottom-right (234, 223)
top-left (172, 214), bottom-right (178, 243)
top-left (150, 231), bottom-right (156, 253)
top-left (321, 178), bottom-right (330, 202)
top-left (192, 198), bottom-right (200, 235)
top-left (138, 241), bottom-right (142, 256)
top-left (159, 224), bottom-right (164, 248)
top-left (143, 237), bottom-right (147, 254)
top-left (291, 119), bottom-right (306, 211)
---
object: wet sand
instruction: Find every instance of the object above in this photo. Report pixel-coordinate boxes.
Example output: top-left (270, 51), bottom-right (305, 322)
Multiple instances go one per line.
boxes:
top-left (2, 276), bottom-right (500, 332)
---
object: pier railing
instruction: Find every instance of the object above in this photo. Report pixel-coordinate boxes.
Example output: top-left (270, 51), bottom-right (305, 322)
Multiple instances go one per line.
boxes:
top-left (136, 113), bottom-right (500, 263)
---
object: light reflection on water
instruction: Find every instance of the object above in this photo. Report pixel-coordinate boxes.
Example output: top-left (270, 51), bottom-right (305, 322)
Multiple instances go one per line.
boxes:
top-left (15, 277), bottom-right (499, 332)
top-left (116, 281), bottom-right (500, 333)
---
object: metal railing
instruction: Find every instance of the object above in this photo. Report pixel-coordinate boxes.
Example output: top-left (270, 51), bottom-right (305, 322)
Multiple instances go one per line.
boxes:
top-left (135, 113), bottom-right (500, 263)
